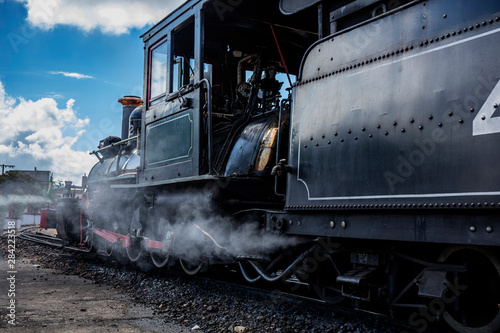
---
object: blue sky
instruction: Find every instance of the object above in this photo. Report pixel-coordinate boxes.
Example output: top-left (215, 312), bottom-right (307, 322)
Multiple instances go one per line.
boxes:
top-left (0, 0), bottom-right (184, 183)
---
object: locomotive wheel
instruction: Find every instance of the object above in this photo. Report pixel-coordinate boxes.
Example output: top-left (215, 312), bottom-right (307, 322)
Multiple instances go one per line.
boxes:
top-left (126, 207), bottom-right (144, 262)
top-left (179, 259), bottom-right (204, 275)
top-left (126, 236), bottom-right (143, 262)
top-left (94, 231), bottom-right (114, 256)
top-left (148, 220), bottom-right (173, 268)
top-left (97, 239), bottom-right (114, 256)
top-left (103, 239), bottom-right (114, 256)
top-left (150, 251), bottom-right (171, 268)
top-left (82, 219), bottom-right (93, 251)
top-left (438, 246), bottom-right (500, 333)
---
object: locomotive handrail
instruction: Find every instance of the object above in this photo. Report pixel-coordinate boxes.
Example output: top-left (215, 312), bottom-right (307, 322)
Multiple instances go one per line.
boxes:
top-left (195, 78), bottom-right (213, 174)
top-left (166, 83), bottom-right (195, 102)
top-left (274, 96), bottom-right (291, 198)
top-left (89, 135), bottom-right (138, 156)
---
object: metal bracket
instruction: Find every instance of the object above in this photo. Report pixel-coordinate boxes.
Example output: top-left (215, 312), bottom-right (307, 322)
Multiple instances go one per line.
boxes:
top-left (416, 269), bottom-right (447, 298)
top-left (330, 0), bottom-right (381, 33)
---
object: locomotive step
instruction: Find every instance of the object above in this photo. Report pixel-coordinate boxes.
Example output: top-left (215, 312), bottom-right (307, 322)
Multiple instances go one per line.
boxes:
top-left (336, 267), bottom-right (377, 286)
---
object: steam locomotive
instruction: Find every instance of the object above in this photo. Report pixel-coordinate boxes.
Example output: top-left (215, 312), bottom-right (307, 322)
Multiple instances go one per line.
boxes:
top-left (43, 0), bottom-right (500, 331)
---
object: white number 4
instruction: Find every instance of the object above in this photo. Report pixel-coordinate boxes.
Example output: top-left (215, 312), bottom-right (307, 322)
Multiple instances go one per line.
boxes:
top-left (473, 80), bottom-right (500, 136)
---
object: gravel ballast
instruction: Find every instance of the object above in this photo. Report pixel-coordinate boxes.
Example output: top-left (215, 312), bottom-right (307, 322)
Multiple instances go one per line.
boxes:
top-left (1, 232), bottom-right (411, 332)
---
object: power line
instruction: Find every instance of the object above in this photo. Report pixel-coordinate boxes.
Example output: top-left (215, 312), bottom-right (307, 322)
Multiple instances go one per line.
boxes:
top-left (0, 164), bottom-right (15, 175)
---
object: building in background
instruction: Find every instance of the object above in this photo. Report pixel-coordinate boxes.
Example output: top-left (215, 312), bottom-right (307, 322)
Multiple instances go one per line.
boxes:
top-left (1, 168), bottom-right (51, 229)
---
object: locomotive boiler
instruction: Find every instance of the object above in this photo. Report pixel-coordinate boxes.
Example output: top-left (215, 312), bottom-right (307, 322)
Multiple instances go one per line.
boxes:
top-left (46, 0), bottom-right (500, 331)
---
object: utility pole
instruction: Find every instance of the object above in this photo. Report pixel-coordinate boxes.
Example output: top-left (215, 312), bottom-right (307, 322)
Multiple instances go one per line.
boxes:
top-left (0, 164), bottom-right (15, 175)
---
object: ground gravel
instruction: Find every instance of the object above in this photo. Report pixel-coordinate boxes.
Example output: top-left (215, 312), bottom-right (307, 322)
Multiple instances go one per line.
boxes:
top-left (2, 234), bottom-right (411, 333)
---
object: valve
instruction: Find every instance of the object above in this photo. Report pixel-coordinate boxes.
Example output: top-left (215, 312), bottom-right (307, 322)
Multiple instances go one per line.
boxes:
top-left (271, 159), bottom-right (293, 177)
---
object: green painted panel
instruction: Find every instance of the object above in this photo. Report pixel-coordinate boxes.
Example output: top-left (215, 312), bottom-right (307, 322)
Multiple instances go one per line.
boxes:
top-left (146, 112), bottom-right (193, 166)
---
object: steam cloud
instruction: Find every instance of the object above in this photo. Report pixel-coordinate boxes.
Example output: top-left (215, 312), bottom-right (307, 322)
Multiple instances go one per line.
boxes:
top-left (156, 191), bottom-right (300, 262)
top-left (86, 184), bottom-right (302, 267)
top-left (0, 194), bottom-right (48, 208)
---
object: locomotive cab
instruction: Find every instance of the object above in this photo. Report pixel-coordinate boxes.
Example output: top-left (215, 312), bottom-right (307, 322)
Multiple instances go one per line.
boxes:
top-left (137, 0), bottom-right (318, 200)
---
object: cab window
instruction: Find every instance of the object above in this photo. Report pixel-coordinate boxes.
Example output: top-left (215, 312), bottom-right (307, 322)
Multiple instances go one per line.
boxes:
top-left (149, 41), bottom-right (168, 106)
top-left (171, 19), bottom-right (195, 92)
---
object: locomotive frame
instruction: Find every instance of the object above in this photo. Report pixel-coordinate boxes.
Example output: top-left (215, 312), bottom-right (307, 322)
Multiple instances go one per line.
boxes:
top-left (46, 1), bottom-right (500, 332)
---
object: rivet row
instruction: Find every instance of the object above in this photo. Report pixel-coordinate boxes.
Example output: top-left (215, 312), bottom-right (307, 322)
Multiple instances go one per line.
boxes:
top-left (295, 15), bottom-right (500, 88)
top-left (285, 202), bottom-right (499, 210)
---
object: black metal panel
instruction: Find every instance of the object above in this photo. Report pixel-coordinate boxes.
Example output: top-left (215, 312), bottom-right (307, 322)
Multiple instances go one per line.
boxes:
top-left (267, 211), bottom-right (500, 246)
top-left (142, 160), bottom-right (195, 184)
top-left (280, 0), bottom-right (322, 15)
top-left (287, 0), bottom-right (500, 209)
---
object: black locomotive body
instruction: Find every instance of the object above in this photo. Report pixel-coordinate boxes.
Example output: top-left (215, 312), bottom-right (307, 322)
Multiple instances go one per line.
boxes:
top-left (48, 1), bottom-right (500, 332)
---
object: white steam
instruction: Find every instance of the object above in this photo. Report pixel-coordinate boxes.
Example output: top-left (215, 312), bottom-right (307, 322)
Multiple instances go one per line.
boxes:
top-left (85, 186), bottom-right (301, 265)
top-left (156, 191), bottom-right (299, 262)
top-left (0, 194), bottom-right (48, 208)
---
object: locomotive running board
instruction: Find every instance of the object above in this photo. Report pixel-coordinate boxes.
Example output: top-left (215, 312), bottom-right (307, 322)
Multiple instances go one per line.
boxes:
top-left (145, 240), bottom-right (163, 250)
top-left (110, 175), bottom-right (217, 189)
top-left (93, 229), bottom-right (164, 250)
top-left (93, 229), bottom-right (130, 247)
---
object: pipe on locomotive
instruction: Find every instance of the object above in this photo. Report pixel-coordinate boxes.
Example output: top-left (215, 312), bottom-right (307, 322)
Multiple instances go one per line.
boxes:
top-left (239, 245), bottom-right (317, 283)
top-left (238, 262), bottom-right (262, 283)
top-left (90, 136), bottom-right (139, 155)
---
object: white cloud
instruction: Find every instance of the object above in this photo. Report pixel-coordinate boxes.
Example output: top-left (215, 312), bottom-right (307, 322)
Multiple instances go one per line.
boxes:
top-left (16, 0), bottom-right (186, 35)
top-left (48, 93), bottom-right (65, 99)
top-left (49, 71), bottom-right (95, 79)
top-left (0, 80), bottom-right (96, 184)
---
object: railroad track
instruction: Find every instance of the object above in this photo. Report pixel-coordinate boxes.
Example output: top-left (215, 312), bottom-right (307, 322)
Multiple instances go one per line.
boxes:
top-left (19, 227), bottom-right (92, 253)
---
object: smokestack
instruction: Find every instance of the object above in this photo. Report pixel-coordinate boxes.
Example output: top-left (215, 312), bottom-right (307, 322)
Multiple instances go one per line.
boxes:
top-left (118, 96), bottom-right (143, 140)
